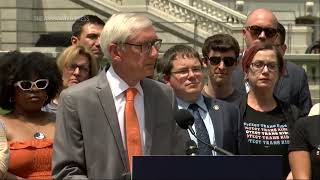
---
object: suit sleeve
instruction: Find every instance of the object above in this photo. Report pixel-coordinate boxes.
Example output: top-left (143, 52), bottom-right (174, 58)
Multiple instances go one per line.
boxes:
top-left (225, 103), bottom-right (242, 155)
top-left (298, 70), bottom-right (312, 116)
top-left (52, 90), bottom-right (88, 179)
top-left (170, 89), bottom-right (185, 155)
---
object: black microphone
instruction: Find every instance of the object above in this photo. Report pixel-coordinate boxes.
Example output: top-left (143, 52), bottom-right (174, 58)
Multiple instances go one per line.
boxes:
top-left (185, 139), bottom-right (199, 156)
top-left (175, 109), bottom-right (234, 156)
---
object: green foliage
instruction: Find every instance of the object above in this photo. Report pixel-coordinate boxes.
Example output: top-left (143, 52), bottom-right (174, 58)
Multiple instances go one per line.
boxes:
top-left (0, 108), bottom-right (9, 115)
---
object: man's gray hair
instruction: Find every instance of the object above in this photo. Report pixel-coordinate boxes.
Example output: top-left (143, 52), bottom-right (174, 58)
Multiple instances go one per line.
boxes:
top-left (100, 13), bottom-right (153, 59)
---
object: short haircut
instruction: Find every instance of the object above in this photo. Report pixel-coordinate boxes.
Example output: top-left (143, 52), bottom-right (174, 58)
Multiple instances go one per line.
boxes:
top-left (57, 44), bottom-right (98, 78)
top-left (0, 51), bottom-right (62, 110)
top-left (161, 44), bottom-right (202, 76)
top-left (100, 13), bottom-right (153, 59)
top-left (277, 22), bottom-right (286, 45)
top-left (202, 34), bottom-right (240, 59)
top-left (242, 42), bottom-right (284, 76)
top-left (72, 15), bottom-right (105, 38)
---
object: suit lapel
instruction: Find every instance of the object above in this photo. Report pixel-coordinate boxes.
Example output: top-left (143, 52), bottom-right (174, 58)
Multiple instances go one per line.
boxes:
top-left (96, 71), bottom-right (129, 170)
top-left (274, 62), bottom-right (289, 99)
top-left (140, 80), bottom-right (153, 154)
top-left (203, 97), bottom-right (223, 148)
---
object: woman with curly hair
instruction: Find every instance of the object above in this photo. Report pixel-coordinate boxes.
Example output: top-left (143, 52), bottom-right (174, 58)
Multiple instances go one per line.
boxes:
top-left (43, 44), bottom-right (98, 113)
top-left (0, 51), bottom-right (62, 179)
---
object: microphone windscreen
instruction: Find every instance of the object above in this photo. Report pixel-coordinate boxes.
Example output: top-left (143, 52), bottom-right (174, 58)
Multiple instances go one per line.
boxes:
top-left (175, 109), bottom-right (194, 129)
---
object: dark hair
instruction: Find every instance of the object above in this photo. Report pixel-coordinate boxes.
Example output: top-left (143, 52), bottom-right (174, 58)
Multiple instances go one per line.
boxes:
top-left (277, 22), bottom-right (286, 45)
top-left (202, 34), bottom-right (240, 59)
top-left (161, 44), bottom-right (202, 76)
top-left (0, 51), bottom-right (62, 110)
top-left (241, 42), bottom-right (284, 76)
top-left (72, 15), bottom-right (105, 38)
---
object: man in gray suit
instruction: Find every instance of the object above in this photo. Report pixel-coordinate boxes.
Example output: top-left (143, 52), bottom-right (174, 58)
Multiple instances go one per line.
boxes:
top-left (160, 44), bottom-right (241, 155)
top-left (52, 13), bottom-right (184, 179)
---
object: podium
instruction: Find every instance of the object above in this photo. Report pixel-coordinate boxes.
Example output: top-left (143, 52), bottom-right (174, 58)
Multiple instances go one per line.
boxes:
top-left (132, 155), bottom-right (282, 179)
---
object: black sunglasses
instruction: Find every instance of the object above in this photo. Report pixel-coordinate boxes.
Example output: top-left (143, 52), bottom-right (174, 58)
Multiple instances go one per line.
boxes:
top-left (208, 56), bottom-right (237, 67)
top-left (245, 25), bottom-right (278, 38)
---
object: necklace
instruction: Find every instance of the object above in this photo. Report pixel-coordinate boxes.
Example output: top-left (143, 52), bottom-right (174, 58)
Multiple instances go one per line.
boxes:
top-left (24, 122), bottom-right (46, 140)
top-left (10, 111), bottom-right (48, 140)
top-left (33, 132), bottom-right (46, 140)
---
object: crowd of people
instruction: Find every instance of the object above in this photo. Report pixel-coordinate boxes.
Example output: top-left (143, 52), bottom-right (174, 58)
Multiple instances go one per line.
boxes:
top-left (0, 7), bottom-right (319, 180)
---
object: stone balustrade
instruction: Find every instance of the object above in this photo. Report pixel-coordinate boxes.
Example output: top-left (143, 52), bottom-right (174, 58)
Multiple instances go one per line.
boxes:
top-left (0, 0), bottom-right (313, 54)
top-left (190, 0), bottom-right (246, 24)
top-left (148, 0), bottom-right (234, 37)
top-left (109, 0), bottom-right (123, 5)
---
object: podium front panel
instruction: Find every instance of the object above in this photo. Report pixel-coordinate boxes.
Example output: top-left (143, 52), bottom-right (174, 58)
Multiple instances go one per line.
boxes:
top-left (132, 155), bottom-right (282, 180)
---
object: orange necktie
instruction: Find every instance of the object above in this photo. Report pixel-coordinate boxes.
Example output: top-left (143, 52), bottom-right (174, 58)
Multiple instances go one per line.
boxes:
top-left (124, 88), bottom-right (142, 170)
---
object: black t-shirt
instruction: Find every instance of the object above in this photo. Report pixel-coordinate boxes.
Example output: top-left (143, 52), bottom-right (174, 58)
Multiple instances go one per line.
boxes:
top-left (202, 88), bottom-right (244, 106)
top-left (289, 115), bottom-right (320, 180)
top-left (220, 89), bottom-right (244, 106)
top-left (244, 104), bottom-right (290, 178)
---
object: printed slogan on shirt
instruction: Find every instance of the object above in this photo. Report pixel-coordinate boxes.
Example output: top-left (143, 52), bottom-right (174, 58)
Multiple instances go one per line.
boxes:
top-left (244, 122), bottom-right (290, 145)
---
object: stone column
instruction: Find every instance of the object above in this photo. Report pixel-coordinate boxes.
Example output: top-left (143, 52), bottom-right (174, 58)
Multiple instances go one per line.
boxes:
top-left (0, 0), bottom-right (33, 50)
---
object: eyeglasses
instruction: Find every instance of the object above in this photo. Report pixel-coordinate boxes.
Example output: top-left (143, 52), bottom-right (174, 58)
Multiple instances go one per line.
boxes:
top-left (14, 79), bottom-right (49, 91)
top-left (245, 26), bottom-right (278, 38)
top-left (250, 61), bottom-right (278, 72)
top-left (66, 64), bottom-right (90, 74)
top-left (208, 56), bottom-right (237, 67)
top-left (171, 66), bottom-right (202, 77)
top-left (124, 39), bottom-right (162, 54)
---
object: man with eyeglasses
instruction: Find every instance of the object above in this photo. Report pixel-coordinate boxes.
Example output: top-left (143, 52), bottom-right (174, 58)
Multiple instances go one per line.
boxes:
top-left (52, 13), bottom-right (184, 179)
top-left (202, 34), bottom-right (244, 106)
top-left (161, 44), bottom-right (241, 156)
top-left (232, 8), bottom-right (312, 116)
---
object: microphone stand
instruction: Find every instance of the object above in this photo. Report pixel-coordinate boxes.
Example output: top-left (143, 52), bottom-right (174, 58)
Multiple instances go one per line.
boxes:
top-left (188, 126), bottom-right (234, 156)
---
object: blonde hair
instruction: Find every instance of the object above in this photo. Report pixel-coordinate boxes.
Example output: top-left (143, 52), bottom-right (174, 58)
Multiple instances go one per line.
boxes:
top-left (57, 44), bottom-right (98, 78)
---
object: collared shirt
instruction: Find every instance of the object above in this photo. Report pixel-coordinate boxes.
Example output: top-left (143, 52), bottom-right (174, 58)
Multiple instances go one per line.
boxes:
top-left (176, 96), bottom-right (216, 155)
top-left (106, 66), bottom-right (146, 154)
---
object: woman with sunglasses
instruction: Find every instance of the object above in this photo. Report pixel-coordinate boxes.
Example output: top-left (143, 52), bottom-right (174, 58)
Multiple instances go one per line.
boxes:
top-left (0, 51), bottom-right (62, 179)
top-left (238, 42), bottom-right (303, 179)
top-left (43, 44), bottom-right (98, 113)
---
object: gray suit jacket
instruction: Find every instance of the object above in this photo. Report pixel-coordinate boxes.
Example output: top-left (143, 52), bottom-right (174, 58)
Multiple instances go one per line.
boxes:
top-left (52, 70), bottom-right (184, 179)
top-left (178, 96), bottom-right (241, 155)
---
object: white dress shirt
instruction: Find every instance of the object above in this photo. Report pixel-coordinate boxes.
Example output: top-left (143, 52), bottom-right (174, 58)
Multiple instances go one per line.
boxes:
top-left (106, 66), bottom-right (146, 154)
top-left (176, 96), bottom-right (217, 155)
